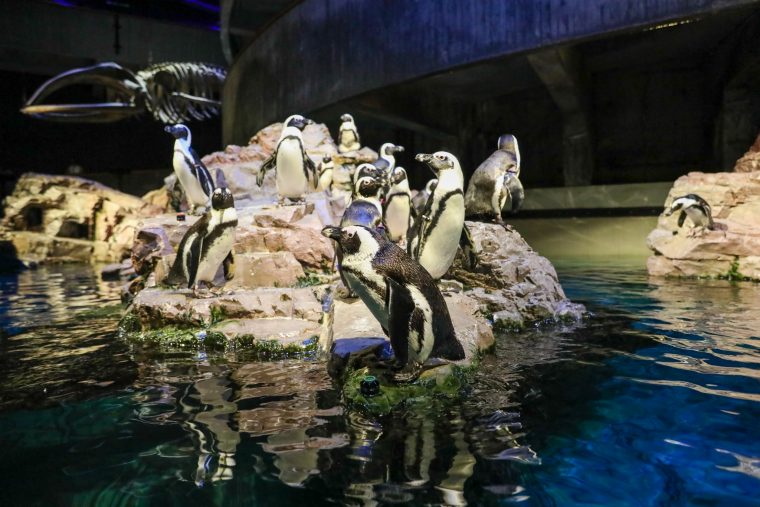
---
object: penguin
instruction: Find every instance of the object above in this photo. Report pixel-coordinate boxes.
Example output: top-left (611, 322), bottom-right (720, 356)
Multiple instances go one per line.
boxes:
top-left (408, 152), bottom-right (467, 280)
top-left (383, 166), bottom-right (412, 243)
top-left (165, 124), bottom-right (214, 215)
top-left (318, 155), bottom-right (334, 193)
top-left (337, 113), bottom-right (361, 153)
top-left (166, 184), bottom-right (237, 296)
top-left (321, 225), bottom-right (465, 378)
top-left (412, 178), bottom-right (437, 217)
top-left (665, 194), bottom-right (714, 232)
top-left (464, 134), bottom-right (524, 223)
top-left (373, 143), bottom-right (404, 176)
top-left (257, 114), bottom-right (318, 203)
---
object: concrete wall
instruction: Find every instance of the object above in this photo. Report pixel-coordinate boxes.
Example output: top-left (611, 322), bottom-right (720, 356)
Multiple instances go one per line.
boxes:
top-left (224, 0), bottom-right (757, 145)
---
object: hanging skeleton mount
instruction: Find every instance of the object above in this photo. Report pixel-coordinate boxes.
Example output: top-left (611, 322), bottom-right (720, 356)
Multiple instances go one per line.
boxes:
top-left (21, 62), bottom-right (226, 123)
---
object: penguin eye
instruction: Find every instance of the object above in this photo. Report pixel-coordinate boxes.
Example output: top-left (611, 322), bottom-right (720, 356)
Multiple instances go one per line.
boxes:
top-left (436, 154), bottom-right (445, 160)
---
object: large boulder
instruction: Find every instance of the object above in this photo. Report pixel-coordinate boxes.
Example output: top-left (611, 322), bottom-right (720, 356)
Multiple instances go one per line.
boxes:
top-left (646, 171), bottom-right (760, 280)
top-left (733, 133), bottom-right (760, 173)
top-left (448, 222), bottom-right (585, 328)
top-left (1, 173), bottom-right (161, 263)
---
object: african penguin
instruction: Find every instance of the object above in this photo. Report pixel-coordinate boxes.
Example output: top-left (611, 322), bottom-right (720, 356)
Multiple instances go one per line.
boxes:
top-left (257, 114), bottom-right (318, 203)
top-left (464, 134), bottom-right (523, 223)
top-left (318, 155), bottom-right (334, 193)
top-left (383, 166), bottom-right (412, 243)
top-left (165, 124), bottom-right (214, 215)
top-left (666, 194), bottom-right (715, 231)
top-left (373, 143), bottom-right (404, 176)
top-left (166, 185), bottom-right (237, 296)
top-left (408, 152), bottom-right (466, 280)
top-left (337, 113), bottom-right (361, 153)
top-left (322, 225), bottom-right (465, 377)
top-left (412, 178), bottom-right (437, 216)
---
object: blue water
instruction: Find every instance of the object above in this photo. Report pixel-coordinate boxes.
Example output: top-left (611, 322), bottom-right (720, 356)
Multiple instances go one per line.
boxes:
top-left (0, 262), bottom-right (758, 506)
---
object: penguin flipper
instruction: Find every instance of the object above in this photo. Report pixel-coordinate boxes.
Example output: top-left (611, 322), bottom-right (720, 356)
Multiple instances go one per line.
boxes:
top-left (186, 236), bottom-right (202, 288)
top-left (257, 153), bottom-right (276, 187)
top-left (303, 154), bottom-right (318, 190)
top-left (678, 210), bottom-right (687, 228)
top-left (189, 148), bottom-right (214, 197)
top-left (459, 224), bottom-right (479, 270)
top-left (505, 174), bottom-right (524, 214)
top-left (385, 278), bottom-right (414, 367)
top-left (223, 251), bottom-right (235, 281)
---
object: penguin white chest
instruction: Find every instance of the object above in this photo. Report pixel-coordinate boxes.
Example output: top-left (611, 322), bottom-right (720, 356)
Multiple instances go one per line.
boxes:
top-left (319, 168), bottom-right (333, 192)
top-left (276, 138), bottom-right (309, 198)
top-left (195, 211), bottom-right (236, 283)
top-left (418, 193), bottom-right (464, 279)
top-left (685, 206), bottom-right (708, 227)
top-left (385, 194), bottom-right (411, 242)
top-left (342, 268), bottom-right (388, 329)
top-left (173, 151), bottom-right (209, 207)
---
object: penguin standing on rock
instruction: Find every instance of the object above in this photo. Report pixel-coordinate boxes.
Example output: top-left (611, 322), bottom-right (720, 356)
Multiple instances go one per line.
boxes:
top-left (165, 124), bottom-right (214, 215)
top-left (337, 113), bottom-right (361, 153)
top-left (166, 182), bottom-right (237, 297)
top-left (322, 225), bottom-right (465, 380)
top-left (666, 194), bottom-right (715, 234)
top-left (257, 114), bottom-right (318, 203)
top-left (408, 152), bottom-right (469, 280)
top-left (383, 166), bottom-right (412, 243)
top-left (464, 134), bottom-right (524, 223)
top-left (318, 155), bottom-right (334, 193)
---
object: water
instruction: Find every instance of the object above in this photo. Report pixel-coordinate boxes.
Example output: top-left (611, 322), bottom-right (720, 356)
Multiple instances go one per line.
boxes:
top-left (0, 262), bottom-right (758, 506)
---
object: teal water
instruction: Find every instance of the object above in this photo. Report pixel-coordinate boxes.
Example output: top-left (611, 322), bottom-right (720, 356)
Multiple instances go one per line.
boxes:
top-left (0, 262), bottom-right (758, 506)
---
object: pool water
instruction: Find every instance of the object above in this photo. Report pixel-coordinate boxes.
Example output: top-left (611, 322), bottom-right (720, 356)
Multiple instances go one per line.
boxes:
top-left (0, 262), bottom-right (758, 506)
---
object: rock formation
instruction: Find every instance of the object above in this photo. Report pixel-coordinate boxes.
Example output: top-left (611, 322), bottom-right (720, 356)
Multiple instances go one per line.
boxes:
top-left (733, 133), bottom-right (760, 173)
top-left (1, 173), bottom-right (162, 264)
top-left (647, 171), bottom-right (760, 280)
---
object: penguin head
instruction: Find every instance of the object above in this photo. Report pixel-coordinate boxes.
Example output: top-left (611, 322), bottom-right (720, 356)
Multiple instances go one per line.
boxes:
top-left (165, 124), bottom-right (190, 142)
top-left (321, 225), bottom-right (382, 256)
top-left (666, 194), bottom-right (704, 216)
top-left (340, 113), bottom-right (354, 123)
top-left (355, 176), bottom-right (383, 199)
top-left (356, 163), bottom-right (384, 181)
top-left (498, 134), bottom-right (521, 171)
top-left (284, 114), bottom-right (313, 131)
top-left (390, 167), bottom-right (408, 185)
top-left (211, 187), bottom-right (234, 210)
top-left (380, 143), bottom-right (405, 157)
top-left (415, 151), bottom-right (457, 174)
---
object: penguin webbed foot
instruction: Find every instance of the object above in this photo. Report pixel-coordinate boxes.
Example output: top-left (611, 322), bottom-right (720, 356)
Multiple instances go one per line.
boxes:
top-left (192, 281), bottom-right (216, 298)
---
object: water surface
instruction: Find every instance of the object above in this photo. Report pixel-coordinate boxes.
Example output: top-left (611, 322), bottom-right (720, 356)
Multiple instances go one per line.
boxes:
top-left (0, 262), bottom-right (758, 506)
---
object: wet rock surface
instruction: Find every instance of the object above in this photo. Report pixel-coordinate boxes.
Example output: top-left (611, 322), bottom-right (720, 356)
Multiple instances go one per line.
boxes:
top-left (448, 222), bottom-right (585, 328)
top-left (647, 171), bottom-right (760, 280)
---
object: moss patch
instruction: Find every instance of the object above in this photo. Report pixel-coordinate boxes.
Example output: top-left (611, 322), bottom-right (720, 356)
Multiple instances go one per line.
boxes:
top-left (118, 308), bottom-right (318, 358)
top-left (73, 303), bottom-right (124, 321)
top-left (342, 365), bottom-right (474, 416)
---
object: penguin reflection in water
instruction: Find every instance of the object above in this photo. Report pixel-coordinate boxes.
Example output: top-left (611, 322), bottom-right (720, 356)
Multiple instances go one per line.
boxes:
top-left (257, 114), bottom-right (318, 204)
top-left (167, 173), bottom-right (237, 297)
top-left (165, 123), bottom-right (214, 215)
top-left (464, 134), bottom-right (524, 225)
top-left (666, 194), bottom-right (715, 236)
top-left (322, 225), bottom-right (465, 380)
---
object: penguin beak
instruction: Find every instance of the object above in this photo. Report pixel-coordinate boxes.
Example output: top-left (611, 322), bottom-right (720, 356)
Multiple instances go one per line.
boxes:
top-left (321, 226), bottom-right (343, 241)
top-left (392, 146), bottom-right (405, 154)
top-left (305, 118), bottom-right (314, 125)
top-left (415, 153), bottom-right (439, 175)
